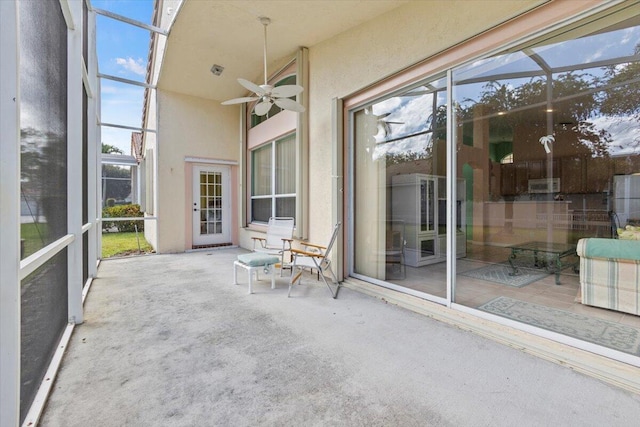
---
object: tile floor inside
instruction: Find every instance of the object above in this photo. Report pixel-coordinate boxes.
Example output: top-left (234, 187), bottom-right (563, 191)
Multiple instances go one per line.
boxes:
top-left (384, 243), bottom-right (640, 330)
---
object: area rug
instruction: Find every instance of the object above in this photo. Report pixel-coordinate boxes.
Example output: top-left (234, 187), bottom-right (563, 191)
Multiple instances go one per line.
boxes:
top-left (478, 296), bottom-right (640, 356)
top-left (460, 263), bottom-right (549, 287)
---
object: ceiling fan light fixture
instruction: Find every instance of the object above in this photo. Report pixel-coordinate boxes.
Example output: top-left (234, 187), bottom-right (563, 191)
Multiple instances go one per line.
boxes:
top-left (221, 16), bottom-right (305, 116)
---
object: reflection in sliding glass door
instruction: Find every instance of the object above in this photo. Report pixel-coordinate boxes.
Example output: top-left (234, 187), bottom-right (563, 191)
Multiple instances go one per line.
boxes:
top-left (351, 75), bottom-right (456, 301)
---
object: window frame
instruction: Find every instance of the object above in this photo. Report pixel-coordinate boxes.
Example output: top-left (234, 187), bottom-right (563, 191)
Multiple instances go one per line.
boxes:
top-left (243, 48), bottom-right (309, 238)
top-left (249, 132), bottom-right (297, 224)
top-left (343, 0), bottom-right (640, 368)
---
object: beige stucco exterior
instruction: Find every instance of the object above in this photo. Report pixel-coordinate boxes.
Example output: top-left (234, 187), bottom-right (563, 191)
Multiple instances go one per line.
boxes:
top-left (146, 0), bottom-right (602, 252)
top-left (128, 0), bottom-right (640, 388)
top-left (305, 0), bottom-right (550, 244)
top-left (154, 90), bottom-right (240, 252)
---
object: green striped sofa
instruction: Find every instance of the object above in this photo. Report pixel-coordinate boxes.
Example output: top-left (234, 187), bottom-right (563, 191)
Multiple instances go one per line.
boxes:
top-left (577, 238), bottom-right (640, 316)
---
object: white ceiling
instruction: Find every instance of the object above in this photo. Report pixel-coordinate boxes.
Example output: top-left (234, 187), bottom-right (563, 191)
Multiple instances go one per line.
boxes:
top-left (158, 0), bottom-right (409, 102)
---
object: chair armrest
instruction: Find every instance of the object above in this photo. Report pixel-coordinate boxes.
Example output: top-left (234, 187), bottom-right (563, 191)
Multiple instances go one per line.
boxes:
top-left (303, 242), bottom-right (326, 251)
top-left (251, 236), bottom-right (266, 249)
top-left (291, 248), bottom-right (323, 258)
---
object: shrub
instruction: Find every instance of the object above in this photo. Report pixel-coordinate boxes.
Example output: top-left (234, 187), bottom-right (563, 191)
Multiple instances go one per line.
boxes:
top-left (102, 204), bottom-right (144, 232)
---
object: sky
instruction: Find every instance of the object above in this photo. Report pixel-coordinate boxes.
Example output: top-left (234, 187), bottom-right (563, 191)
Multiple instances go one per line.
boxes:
top-left (93, 0), bottom-right (155, 154)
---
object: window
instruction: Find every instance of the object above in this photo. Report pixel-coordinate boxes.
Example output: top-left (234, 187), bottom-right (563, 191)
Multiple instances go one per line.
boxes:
top-left (250, 134), bottom-right (296, 223)
top-left (500, 153), bottom-right (513, 164)
top-left (250, 75), bottom-right (297, 127)
top-left (244, 52), bottom-right (307, 235)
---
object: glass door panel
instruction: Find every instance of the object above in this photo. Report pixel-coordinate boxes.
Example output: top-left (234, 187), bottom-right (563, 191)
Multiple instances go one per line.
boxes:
top-left (352, 75), bottom-right (449, 299)
top-left (192, 166), bottom-right (230, 246)
top-left (452, 6), bottom-right (640, 357)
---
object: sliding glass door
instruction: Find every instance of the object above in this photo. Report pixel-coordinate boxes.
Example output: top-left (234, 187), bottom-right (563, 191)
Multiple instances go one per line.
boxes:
top-left (349, 2), bottom-right (640, 360)
top-left (452, 4), bottom-right (640, 357)
top-left (352, 76), bottom-right (455, 300)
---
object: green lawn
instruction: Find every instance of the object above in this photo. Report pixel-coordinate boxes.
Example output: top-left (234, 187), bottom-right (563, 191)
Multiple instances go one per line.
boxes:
top-left (102, 231), bottom-right (154, 258)
top-left (21, 223), bottom-right (153, 259)
top-left (20, 222), bottom-right (49, 258)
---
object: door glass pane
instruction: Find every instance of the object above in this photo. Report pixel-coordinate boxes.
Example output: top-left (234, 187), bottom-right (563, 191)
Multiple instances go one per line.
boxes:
top-left (200, 171), bottom-right (222, 235)
top-left (353, 75), bottom-right (451, 297)
top-left (453, 7), bottom-right (640, 357)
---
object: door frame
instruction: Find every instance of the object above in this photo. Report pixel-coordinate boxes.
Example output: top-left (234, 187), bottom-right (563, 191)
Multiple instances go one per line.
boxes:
top-left (192, 162), bottom-right (235, 249)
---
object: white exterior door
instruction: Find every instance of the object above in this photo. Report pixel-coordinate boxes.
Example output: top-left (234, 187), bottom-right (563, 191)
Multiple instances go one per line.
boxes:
top-left (192, 165), bottom-right (231, 246)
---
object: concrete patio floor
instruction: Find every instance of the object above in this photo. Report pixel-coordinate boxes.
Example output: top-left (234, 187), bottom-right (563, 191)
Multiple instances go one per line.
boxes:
top-left (40, 248), bottom-right (640, 426)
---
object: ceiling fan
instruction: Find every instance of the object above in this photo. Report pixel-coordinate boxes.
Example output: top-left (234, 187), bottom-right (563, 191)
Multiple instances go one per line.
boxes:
top-left (221, 17), bottom-right (305, 116)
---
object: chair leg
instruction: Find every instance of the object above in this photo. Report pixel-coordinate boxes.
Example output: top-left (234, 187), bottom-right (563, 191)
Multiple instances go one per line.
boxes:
top-left (313, 259), bottom-right (340, 299)
top-left (233, 261), bottom-right (238, 285)
top-left (319, 266), bottom-right (340, 299)
top-left (288, 269), bottom-right (302, 297)
top-left (269, 264), bottom-right (276, 289)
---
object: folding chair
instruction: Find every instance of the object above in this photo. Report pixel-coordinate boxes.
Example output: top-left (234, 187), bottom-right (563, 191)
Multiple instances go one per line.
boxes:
top-left (251, 217), bottom-right (295, 276)
top-left (288, 223), bottom-right (341, 298)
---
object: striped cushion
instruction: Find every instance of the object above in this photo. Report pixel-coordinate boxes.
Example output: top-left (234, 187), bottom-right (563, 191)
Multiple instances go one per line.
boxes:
top-left (578, 239), bottom-right (640, 315)
top-left (580, 238), bottom-right (640, 261)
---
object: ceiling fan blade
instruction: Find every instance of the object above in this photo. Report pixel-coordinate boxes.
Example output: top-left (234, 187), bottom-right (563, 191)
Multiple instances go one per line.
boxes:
top-left (274, 98), bottom-right (306, 113)
top-left (221, 96), bottom-right (259, 105)
top-left (270, 84), bottom-right (304, 98)
top-left (254, 100), bottom-right (273, 116)
top-left (237, 78), bottom-right (266, 95)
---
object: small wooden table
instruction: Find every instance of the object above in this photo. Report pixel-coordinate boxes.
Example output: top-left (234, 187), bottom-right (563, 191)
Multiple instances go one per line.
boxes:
top-left (507, 241), bottom-right (578, 285)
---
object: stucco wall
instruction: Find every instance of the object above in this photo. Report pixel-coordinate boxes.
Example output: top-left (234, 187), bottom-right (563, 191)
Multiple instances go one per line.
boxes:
top-left (143, 87), bottom-right (159, 250)
top-left (304, 0), bottom-right (547, 245)
top-left (154, 0), bottom-right (579, 252)
top-left (156, 90), bottom-right (240, 252)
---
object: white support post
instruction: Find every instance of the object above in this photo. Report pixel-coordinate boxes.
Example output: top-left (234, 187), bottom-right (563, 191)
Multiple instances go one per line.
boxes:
top-left (331, 97), bottom-right (344, 282)
top-left (296, 47), bottom-right (309, 240)
top-left (96, 68), bottom-right (103, 262)
top-left (153, 87), bottom-right (160, 251)
top-left (0, 1), bottom-right (21, 425)
top-left (86, 6), bottom-right (98, 279)
top-left (66, 0), bottom-right (84, 324)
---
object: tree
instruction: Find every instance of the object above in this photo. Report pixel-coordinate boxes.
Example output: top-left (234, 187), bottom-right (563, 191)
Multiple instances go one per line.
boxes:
top-left (600, 44), bottom-right (640, 117)
top-left (102, 165), bottom-right (132, 204)
top-left (102, 143), bottom-right (124, 154)
top-left (101, 143), bottom-right (131, 204)
top-left (459, 71), bottom-right (611, 158)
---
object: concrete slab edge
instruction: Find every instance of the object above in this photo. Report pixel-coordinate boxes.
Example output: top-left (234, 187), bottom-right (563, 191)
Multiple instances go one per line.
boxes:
top-left (342, 279), bottom-right (640, 395)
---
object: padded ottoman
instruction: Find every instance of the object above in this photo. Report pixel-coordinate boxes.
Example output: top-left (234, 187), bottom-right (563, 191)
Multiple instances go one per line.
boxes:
top-left (233, 253), bottom-right (280, 294)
